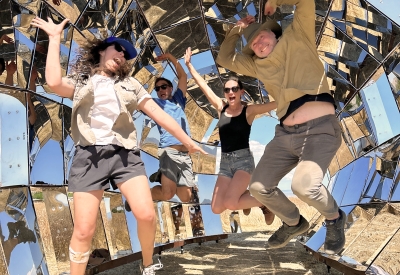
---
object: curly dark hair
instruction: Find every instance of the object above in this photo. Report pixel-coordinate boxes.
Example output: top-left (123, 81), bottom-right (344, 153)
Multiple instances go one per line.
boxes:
top-left (69, 38), bottom-right (131, 79)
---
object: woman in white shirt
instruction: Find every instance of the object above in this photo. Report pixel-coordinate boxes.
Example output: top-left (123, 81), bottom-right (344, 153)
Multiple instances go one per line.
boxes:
top-left (31, 17), bottom-right (205, 275)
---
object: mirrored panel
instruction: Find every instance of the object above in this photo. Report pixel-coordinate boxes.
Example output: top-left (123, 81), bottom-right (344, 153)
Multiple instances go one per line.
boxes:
top-left (200, 205), bottom-right (223, 236)
top-left (101, 192), bottom-right (132, 259)
top-left (30, 94), bottom-right (65, 186)
top-left (170, 203), bottom-right (187, 240)
top-left (31, 186), bottom-right (72, 275)
top-left (340, 156), bottom-right (371, 206)
top-left (319, 19), bottom-right (380, 91)
top-left (137, 0), bottom-right (201, 32)
top-left (154, 202), bottom-right (169, 245)
top-left (328, 0), bottom-right (400, 62)
top-left (0, 90), bottom-right (29, 187)
top-left (339, 203), bottom-right (400, 272)
top-left (154, 18), bottom-right (209, 58)
top-left (369, 204), bottom-right (400, 275)
top-left (196, 174), bottom-right (216, 204)
top-left (188, 204), bottom-right (204, 237)
top-left (123, 196), bottom-right (140, 253)
top-left (0, 187), bottom-right (49, 275)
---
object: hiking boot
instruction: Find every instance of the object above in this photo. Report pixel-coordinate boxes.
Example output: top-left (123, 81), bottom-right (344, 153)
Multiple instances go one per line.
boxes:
top-left (324, 209), bottom-right (346, 255)
top-left (140, 259), bottom-right (163, 275)
top-left (260, 206), bottom-right (275, 225)
top-left (268, 215), bottom-right (309, 248)
top-left (149, 170), bottom-right (162, 183)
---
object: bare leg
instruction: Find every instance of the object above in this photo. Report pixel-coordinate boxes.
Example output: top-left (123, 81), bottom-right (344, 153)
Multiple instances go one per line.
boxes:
top-left (223, 170), bottom-right (263, 210)
top-left (70, 190), bottom-right (103, 275)
top-left (119, 175), bottom-right (156, 267)
top-left (176, 186), bottom-right (192, 202)
top-left (211, 176), bottom-right (231, 214)
top-left (150, 174), bottom-right (177, 201)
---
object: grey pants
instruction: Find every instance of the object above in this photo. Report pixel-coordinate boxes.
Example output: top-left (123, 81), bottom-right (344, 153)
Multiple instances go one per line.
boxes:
top-left (249, 115), bottom-right (342, 225)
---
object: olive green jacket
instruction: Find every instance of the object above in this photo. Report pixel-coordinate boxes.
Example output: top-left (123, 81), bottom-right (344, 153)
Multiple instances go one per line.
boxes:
top-left (68, 75), bottom-right (148, 149)
top-left (216, 0), bottom-right (331, 119)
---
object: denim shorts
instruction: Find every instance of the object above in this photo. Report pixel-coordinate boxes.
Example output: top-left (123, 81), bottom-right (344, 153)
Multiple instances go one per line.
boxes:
top-left (218, 148), bottom-right (255, 178)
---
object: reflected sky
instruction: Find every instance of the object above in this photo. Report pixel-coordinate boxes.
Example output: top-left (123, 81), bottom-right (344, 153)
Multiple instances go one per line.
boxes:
top-left (366, 0), bottom-right (400, 27)
top-left (0, 94), bottom-right (29, 187)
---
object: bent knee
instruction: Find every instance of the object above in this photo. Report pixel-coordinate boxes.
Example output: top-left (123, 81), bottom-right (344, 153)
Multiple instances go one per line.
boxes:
top-left (72, 226), bottom-right (96, 243)
top-left (211, 205), bottom-right (225, 214)
top-left (250, 182), bottom-right (276, 197)
top-left (135, 210), bottom-right (156, 224)
top-left (292, 186), bottom-right (321, 201)
top-left (162, 189), bottom-right (176, 200)
top-left (224, 200), bottom-right (239, 211)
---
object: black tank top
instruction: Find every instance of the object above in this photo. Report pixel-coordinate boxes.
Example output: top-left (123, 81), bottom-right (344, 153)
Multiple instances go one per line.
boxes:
top-left (218, 105), bottom-right (251, 153)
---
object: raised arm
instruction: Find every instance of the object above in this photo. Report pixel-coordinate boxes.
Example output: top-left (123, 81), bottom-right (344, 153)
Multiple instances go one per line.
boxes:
top-left (246, 101), bottom-right (277, 124)
top-left (155, 53), bottom-right (188, 97)
top-left (30, 17), bottom-right (75, 98)
top-left (264, 0), bottom-right (316, 43)
top-left (216, 16), bottom-right (257, 77)
top-left (138, 97), bottom-right (207, 155)
top-left (184, 48), bottom-right (224, 113)
top-left (4, 60), bottom-right (16, 86)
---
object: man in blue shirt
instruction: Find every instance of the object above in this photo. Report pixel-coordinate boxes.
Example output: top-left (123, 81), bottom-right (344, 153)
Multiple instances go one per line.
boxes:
top-left (150, 52), bottom-right (196, 203)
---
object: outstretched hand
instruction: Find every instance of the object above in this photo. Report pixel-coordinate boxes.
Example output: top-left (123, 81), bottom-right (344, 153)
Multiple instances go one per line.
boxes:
top-left (155, 53), bottom-right (172, 62)
top-left (187, 143), bottom-right (208, 155)
top-left (236, 15), bottom-right (256, 28)
top-left (30, 17), bottom-right (70, 39)
top-left (6, 60), bottom-right (17, 75)
top-left (0, 34), bottom-right (14, 44)
top-left (264, 1), bottom-right (277, 15)
top-left (184, 47), bottom-right (192, 65)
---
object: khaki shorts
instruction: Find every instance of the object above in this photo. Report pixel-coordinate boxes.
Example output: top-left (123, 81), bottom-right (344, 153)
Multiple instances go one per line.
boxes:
top-left (158, 147), bottom-right (195, 187)
top-left (68, 144), bottom-right (146, 192)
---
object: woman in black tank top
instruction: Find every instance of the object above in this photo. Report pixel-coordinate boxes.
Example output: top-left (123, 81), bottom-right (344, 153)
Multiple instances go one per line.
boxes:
top-left (185, 48), bottom-right (277, 226)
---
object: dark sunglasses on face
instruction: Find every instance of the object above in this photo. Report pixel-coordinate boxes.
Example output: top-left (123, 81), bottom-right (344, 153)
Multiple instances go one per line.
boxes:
top-left (224, 86), bottom-right (240, 93)
top-left (155, 84), bottom-right (170, 92)
top-left (112, 43), bottom-right (129, 60)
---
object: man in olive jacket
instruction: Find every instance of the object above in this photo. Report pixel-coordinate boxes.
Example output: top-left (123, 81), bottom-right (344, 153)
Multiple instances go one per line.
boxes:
top-left (217, 0), bottom-right (346, 255)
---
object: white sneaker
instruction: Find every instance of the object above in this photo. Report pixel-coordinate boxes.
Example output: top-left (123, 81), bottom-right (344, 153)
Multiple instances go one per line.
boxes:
top-left (141, 259), bottom-right (163, 275)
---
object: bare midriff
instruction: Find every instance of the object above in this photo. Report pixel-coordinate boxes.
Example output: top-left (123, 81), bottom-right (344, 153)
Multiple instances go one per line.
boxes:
top-left (282, 101), bottom-right (335, 126)
top-left (167, 144), bottom-right (188, 152)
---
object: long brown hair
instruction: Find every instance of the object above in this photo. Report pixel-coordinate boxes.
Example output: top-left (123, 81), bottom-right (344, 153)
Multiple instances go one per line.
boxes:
top-left (70, 38), bottom-right (131, 79)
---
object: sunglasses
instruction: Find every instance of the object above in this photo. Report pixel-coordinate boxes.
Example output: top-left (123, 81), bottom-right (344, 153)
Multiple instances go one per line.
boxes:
top-left (111, 43), bottom-right (129, 60)
top-left (155, 84), bottom-right (170, 92)
top-left (223, 86), bottom-right (240, 93)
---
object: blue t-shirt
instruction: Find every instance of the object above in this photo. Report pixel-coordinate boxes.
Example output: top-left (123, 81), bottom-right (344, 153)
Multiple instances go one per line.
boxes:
top-left (153, 88), bottom-right (191, 147)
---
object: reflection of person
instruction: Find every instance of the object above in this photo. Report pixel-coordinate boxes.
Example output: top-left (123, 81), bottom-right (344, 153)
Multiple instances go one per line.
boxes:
top-left (0, 34), bottom-right (14, 45)
top-left (28, 68), bottom-right (38, 148)
top-left (31, 16), bottom-right (205, 275)
top-left (185, 47), bottom-right (276, 226)
top-left (0, 190), bottom-right (37, 265)
top-left (217, 0), bottom-right (346, 254)
top-left (0, 58), bottom-right (16, 85)
top-left (1, 220), bottom-right (37, 265)
top-left (149, 52), bottom-right (196, 203)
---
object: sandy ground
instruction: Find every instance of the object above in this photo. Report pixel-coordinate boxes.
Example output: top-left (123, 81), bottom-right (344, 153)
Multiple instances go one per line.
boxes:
top-left (98, 232), bottom-right (343, 275)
